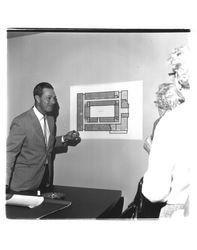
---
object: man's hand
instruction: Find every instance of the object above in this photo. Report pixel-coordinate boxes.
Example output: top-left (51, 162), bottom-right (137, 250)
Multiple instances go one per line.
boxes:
top-left (63, 130), bottom-right (81, 146)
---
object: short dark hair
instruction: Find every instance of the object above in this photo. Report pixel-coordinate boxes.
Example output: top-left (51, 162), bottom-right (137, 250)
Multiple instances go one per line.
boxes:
top-left (33, 82), bottom-right (54, 99)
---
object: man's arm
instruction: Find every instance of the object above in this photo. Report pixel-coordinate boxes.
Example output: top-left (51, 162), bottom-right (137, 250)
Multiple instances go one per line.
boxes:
top-left (6, 118), bottom-right (26, 187)
top-left (54, 130), bottom-right (81, 149)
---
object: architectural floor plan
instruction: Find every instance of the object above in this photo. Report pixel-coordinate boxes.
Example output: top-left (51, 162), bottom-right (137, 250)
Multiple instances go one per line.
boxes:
top-left (77, 90), bottom-right (129, 134)
top-left (70, 81), bottom-right (143, 140)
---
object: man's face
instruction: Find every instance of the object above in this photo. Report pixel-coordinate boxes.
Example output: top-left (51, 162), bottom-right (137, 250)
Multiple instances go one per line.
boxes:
top-left (36, 88), bottom-right (57, 114)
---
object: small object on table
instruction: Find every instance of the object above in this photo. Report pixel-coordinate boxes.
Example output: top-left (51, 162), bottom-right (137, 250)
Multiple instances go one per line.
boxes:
top-left (42, 192), bottom-right (65, 200)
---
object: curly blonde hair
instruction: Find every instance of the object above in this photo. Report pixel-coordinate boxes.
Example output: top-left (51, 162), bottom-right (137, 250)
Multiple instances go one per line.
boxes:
top-left (168, 46), bottom-right (190, 89)
top-left (154, 83), bottom-right (185, 110)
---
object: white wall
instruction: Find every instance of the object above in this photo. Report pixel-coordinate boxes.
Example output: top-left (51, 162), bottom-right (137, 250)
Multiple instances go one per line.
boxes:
top-left (7, 32), bottom-right (188, 208)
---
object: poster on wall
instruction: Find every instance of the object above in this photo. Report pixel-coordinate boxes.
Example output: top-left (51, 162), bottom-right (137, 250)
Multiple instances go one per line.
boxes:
top-left (70, 81), bottom-right (143, 140)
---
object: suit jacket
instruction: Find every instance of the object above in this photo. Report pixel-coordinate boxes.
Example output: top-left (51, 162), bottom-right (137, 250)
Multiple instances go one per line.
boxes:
top-left (7, 107), bottom-right (66, 191)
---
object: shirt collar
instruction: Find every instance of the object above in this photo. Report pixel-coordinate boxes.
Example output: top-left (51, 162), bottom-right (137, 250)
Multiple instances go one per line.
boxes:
top-left (33, 106), bottom-right (45, 121)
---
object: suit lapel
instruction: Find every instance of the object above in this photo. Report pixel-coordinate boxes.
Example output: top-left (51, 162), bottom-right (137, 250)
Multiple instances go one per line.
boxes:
top-left (29, 108), bottom-right (46, 146)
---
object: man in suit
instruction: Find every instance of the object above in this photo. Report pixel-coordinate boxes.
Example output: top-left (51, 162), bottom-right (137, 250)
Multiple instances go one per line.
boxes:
top-left (6, 82), bottom-right (81, 195)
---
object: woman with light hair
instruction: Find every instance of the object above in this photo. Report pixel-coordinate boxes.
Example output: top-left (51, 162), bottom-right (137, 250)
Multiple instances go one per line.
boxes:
top-left (141, 45), bottom-right (192, 218)
top-left (155, 82), bottom-right (185, 115)
top-left (143, 83), bottom-right (184, 154)
top-left (167, 46), bottom-right (190, 90)
top-left (121, 45), bottom-right (192, 219)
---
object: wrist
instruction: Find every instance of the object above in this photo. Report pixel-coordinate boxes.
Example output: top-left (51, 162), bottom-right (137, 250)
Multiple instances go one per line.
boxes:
top-left (62, 135), bottom-right (69, 144)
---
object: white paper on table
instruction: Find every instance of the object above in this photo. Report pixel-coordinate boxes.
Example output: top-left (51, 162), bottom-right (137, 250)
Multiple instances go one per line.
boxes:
top-left (6, 195), bottom-right (44, 208)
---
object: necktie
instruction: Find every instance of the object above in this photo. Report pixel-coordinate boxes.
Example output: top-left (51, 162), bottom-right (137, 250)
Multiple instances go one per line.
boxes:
top-left (43, 115), bottom-right (49, 184)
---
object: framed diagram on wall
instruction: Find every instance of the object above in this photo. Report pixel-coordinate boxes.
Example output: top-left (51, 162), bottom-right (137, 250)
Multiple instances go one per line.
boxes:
top-left (70, 81), bottom-right (143, 140)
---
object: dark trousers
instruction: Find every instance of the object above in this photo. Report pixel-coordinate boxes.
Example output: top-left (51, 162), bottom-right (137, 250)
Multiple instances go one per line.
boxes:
top-left (38, 164), bottom-right (51, 192)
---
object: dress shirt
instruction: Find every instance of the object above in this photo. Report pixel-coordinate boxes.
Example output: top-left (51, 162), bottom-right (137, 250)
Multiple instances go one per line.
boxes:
top-left (33, 106), bottom-right (50, 145)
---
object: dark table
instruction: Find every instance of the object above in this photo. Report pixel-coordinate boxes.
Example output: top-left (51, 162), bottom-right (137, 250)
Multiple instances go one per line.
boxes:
top-left (6, 185), bottom-right (123, 219)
